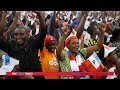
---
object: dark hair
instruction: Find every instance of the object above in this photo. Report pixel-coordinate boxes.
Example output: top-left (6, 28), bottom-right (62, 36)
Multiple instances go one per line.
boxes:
top-left (64, 18), bottom-right (68, 22)
top-left (90, 21), bottom-right (97, 26)
top-left (97, 47), bottom-right (105, 61)
top-left (104, 35), bottom-right (108, 44)
top-left (46, 14), bottom-right (51, 19)
top-left (87, 25), bottom-right (95, 36)
top-left (110, 28), bottom-right (120, 41)
top-left (70, 24), bottom-right (75, 30)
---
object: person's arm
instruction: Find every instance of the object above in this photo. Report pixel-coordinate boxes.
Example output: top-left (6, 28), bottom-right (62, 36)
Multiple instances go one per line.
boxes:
top-left (0, 11), bottom-right (7, 35)
top-left (6, 11), bottom-right (16, 27)
top-left (75, 11), bottom-right (84, 28)
top-left (101, 12), bottom-right (106, 23)
top-left (2, 12), bottom-right (20, 42)
top-left (86, 23), bottom-right (106, 58)
top-left (5, 12), bottom-right (20, 36)
top-left (35, 11), bottom-right (46, 31)
top-left (33, 11), bottom-right (47, 51)
top-left (76, 11), bottom-right (88, 39)
top-left (80, 34), bottom-right (85, 48)
top-left (24, 15), bottom-right (29, 28)
top-left (56, 26), bottom-right (69, 61)
top-left (48, 11), bottom-right (55, 36)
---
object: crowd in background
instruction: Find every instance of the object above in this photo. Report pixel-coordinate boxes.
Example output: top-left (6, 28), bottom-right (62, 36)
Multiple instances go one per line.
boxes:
top-left (0, 11), bottom-right (120, 79)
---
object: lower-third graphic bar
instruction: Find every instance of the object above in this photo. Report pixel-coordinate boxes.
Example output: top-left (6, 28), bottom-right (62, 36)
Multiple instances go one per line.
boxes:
top-left (6, 72), bottom-right (114, 76)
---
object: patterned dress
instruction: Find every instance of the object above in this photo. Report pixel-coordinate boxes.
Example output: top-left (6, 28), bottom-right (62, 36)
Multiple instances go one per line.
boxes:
top-left (59, 48), bottom-right (87, 79)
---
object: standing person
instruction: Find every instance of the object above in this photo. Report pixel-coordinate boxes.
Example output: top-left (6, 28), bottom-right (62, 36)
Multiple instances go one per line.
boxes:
top-left (98, 44), bottom-right (118, 79)
top-left (48, 11), bottom-right (62, 44)
top-left (0, 11), bottom-right (47, 79)
top-left (87, 25), bottom-right (100, 47)
top-left (38, 11), bottom-right (60, 79)
top-left (56, 23), bottom-right (106, 79)
top-left (110, 28), bottom-right (120, 58)
top-left (38, 35), bottom-right (59, 79)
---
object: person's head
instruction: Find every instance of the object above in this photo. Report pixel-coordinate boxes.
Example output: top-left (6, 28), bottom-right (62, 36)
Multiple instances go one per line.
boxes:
top-left (65, 36), bottom-right (79, 54)
top-left (14, 27), bottom-right (28, 45)
top-left (90, 21), bottom-right (98, 26)
top-left (105, 22), bottom-right (112, 34)
top-left (87, 25), bottom-right (100, 38)
top-left (46, 14), bottom-right (51, 19)
top-left (115, 59), bottom-right (120, 79)
top-left (71, 18), bottom-right (78, 26)
top-left (65, 18), bottom-right (68, 22)
top-left (30, 23), bottom-right (36, 30)
top-left (87, 18), bottom-right (92, 22)
top-left (111, 28), bottom-right (120, 42)
top-left (44, 35), bottom-right (57, 53)
top-left (55, 19), bottom-right (61, 28)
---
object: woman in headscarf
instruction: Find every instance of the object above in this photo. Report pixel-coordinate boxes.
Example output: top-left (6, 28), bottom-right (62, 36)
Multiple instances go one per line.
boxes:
top-left (56, 23), bottom-right (106, 79)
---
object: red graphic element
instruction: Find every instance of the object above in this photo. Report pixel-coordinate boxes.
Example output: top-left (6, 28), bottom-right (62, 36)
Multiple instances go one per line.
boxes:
top-left (6, 72), bottom-right (114, 76)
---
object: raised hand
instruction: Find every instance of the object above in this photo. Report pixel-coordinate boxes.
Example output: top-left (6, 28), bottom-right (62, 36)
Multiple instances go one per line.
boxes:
top-left (98, 23), bottom-right (106, 32)
top-left (15, 11), bottom-right (21, 19)
top-left (24, 15), bottom-right (28, 20)
top-left (33, 11), bottom-right (41, 16)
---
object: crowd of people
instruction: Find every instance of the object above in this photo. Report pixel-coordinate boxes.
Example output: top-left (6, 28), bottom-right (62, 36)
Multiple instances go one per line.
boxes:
top-left (0, 11), bottom-right (120, 79)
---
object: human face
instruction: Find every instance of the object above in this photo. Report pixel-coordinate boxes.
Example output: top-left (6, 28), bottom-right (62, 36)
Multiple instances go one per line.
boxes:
top-left (46, 40), bottom-right (56, 53)
top-left (94, 26), bottom-right (100, 35)
top-left (14, 29), bottom-right (28, 45)
top-left (68, 38), bottom-right (79, 54)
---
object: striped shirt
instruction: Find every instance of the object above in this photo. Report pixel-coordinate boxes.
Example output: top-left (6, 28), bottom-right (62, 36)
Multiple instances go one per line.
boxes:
top-left (88, 38), bottom-right (97, 47)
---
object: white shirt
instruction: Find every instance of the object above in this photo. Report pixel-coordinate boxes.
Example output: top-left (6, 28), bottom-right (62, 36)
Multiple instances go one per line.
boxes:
top-left (84, 20), bottom-right (90, 30)
top-left (83, 31), bottom-right (91, 46)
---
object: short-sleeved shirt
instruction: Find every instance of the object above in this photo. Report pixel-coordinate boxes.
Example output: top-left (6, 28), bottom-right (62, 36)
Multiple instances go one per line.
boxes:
top-left (59, 48), bottom-right (87, 79)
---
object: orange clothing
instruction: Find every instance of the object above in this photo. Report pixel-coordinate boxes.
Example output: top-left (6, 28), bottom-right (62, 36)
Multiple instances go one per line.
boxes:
top-left (39, 48), bottom-right (59, 79)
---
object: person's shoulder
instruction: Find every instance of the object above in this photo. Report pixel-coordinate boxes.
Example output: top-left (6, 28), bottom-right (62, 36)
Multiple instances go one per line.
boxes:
top-left (28, 36), bottom-right (35, 41)
top-left (8, 38), bottom-right (16, 44)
